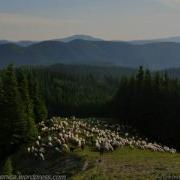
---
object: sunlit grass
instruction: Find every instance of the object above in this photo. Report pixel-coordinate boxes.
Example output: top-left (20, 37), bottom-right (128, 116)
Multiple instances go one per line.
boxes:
top-left (72, 147), bottom-right (180, 180)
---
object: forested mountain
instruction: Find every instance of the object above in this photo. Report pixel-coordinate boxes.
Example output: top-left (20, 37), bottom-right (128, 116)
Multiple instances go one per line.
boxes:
top-left (45, 64), bottom-right (136, 79)
top-left (0, 40), bottom-right (37, 47)
top-left (0, 40), bottom-right (10, 45)
top-left (1, 40), bottom-right (180, 69)
top-left (56, 34), bottom-right (103, 42)
top-left (2, 34), bottom-right (180, 46)
top-left (20, 64), bottom-right (131, 117)
top-left (129, 36), bottom-right (180, 44)
top-left (41, 64), bottom-right (180, 81)
top-left (0, 35), bottom-right (102, 47)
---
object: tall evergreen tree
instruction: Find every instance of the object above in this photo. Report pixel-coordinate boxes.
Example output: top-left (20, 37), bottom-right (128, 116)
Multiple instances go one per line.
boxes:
top-left (144, 69), bottom-right (152, 88)
top-left (136, 66), bottom-right (144, 87)
top-left (16, 69), bottom-right (38, 142)
top-left (0, 65), bottom-right (27, 157)
top-left (30, 78), bottom-right (47, 123)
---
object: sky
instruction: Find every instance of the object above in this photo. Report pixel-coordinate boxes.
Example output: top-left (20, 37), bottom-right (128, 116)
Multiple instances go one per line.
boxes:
top-left (0, 0), bottom-right (180, 41)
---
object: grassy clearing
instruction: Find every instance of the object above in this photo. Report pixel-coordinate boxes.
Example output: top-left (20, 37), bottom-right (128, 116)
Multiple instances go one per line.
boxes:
top-left (13, 117), bottom-right (180, 179)
top-left (13, 144), bottom-right (180, 179)
top-left (72, 147), bottom-right (180, 180)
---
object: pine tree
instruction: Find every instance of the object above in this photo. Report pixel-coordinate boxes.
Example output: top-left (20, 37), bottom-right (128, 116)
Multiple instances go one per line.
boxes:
top-left (0, 65), bottom-right (27, 156)
top-left (30, 78), bottom-right (47, 123)
top-left (16, 69), bottom-right (38, 142)
top-left (164, 72), bottom-right (169, 87)
top-left (153, 72), bottom-right (161, 94)
top-left (144, 69), bottom-right (152, 88)
top-left (136, 66), bottom-right (144, 87)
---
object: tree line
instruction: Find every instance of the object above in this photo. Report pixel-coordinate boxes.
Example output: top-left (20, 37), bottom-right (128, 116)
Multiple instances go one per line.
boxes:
top-left (0, 65), bottom-right (47, 174)
top-left (113, 66), bottom-right (180, 149)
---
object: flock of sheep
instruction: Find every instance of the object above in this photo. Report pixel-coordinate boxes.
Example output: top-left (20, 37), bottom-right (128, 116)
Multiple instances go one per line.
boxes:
top-left (27, 117), bottom-right (176, 161)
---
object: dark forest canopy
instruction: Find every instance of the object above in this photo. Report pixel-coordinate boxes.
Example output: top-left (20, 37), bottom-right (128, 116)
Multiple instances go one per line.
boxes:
top-left (0, 65), bottom-right (47, 174)
top-left (19, 65), bottom-right (123, 117)
top-left (113, 66), bottom-right (180, 149)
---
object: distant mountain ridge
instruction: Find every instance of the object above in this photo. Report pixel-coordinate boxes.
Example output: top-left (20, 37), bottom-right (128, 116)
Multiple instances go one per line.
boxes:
top-left (0, 40), bottom-right (37, 47)
top-left (0, 40), bottom-right (10, 45)
top-left (129, 36), bottom-right (180, 44)
top-left (0, 35), bottom-right (103, 47)
top-left (1, 40), bottom-right (180, 69)
top-left (56, 34), bottom-right (103, 42)
top-left (2, 34), bottom-right (180, 47)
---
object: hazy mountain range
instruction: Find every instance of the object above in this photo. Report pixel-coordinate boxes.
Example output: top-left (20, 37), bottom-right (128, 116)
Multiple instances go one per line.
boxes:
top-left (129, 36), bottom-right (180, 45)
top-left (1, 34), bottom-right (180, 46)
top-left (0, 35), bottom-right (103, 47)
top-left (1, 35), bottom-right (180, 69)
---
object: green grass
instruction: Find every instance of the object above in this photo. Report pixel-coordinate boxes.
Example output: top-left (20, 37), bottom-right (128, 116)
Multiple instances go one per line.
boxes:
top-left (12, 115), bottom-right (180, 179)
top-left (72, 147), bottom-right (180, 180)
top-left (13, 145), bottom-right (180, 179)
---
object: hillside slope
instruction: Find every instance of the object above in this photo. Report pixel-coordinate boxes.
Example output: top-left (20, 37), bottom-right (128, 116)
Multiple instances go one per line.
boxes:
top-left (1, 40), bottom-right (180, 69)
top-left (73, 147), bottom-right (180, 180)
top-left (13, 117), bottom-right (180, 179)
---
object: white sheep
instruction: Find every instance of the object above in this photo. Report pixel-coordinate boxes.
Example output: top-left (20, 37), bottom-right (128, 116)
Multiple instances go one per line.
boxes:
top-left (39, 153), bottom-right (45, 160)
top-left (36, 140), bottom-right (40, 146)
top-left (48, 136), bottom-right (52, 142)
top-left (27, 147), bottom-right (31, 153)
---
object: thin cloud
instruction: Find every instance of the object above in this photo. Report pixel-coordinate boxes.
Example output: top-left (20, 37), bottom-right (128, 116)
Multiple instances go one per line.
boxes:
top-left (0, 12), bottom-right (82, 40)
top-left (0, 12), bottom-right (80, 26)
top-left (157, 0), bottom-right (180, 8)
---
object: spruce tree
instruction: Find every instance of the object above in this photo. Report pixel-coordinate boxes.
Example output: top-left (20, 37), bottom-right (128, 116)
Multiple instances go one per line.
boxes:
top-left (136, 66), bottom-right (144, 87)
top-left (0, 65), bottom-right (27, 156)
top-left (144, 69), bottom-right (152, 88)
top-left (30, 78), bottom-right (47, 123)
top-left (16, 69), bottom-right (38, 142)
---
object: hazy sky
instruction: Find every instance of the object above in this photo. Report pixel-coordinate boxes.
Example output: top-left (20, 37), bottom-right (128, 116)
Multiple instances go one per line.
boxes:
top-left (0, 0), bottom-right (180, 41)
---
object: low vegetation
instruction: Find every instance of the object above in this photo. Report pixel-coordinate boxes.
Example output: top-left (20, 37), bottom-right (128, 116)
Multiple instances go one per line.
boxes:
top-left (12, 117), bottom-right (180, 179)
